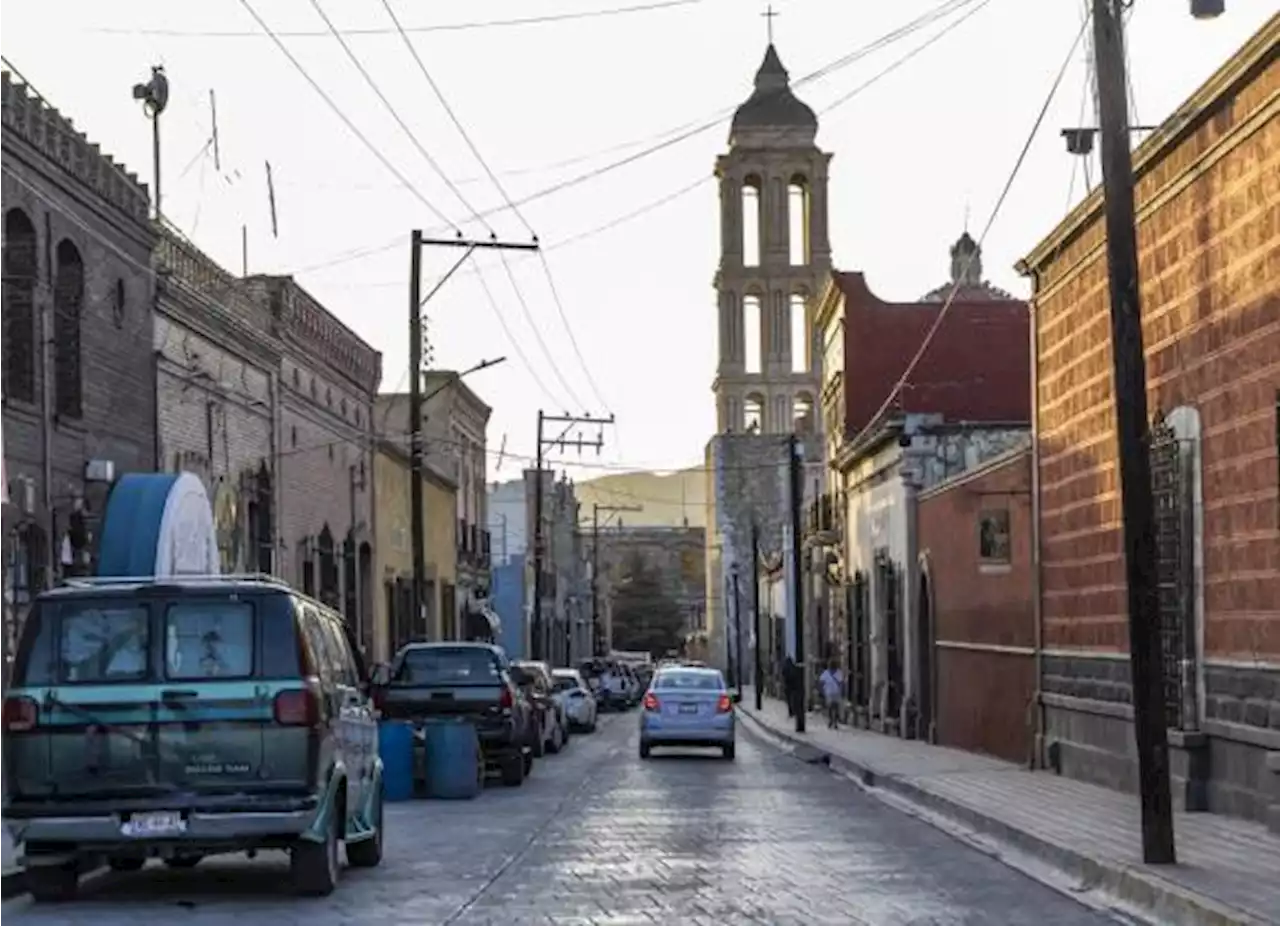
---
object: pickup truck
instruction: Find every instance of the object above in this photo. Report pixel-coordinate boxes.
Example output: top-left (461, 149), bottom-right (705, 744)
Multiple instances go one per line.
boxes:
top-left (375, 643), bottom-right (535, 787)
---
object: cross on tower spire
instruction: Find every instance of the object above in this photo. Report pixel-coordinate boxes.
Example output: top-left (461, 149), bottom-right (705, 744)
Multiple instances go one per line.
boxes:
top-left (762, 4), bottom-right (779, 44)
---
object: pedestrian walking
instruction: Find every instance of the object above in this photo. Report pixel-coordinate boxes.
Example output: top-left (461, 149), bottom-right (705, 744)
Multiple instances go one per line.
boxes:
top-left (819, 660), bottom-right (843, 729)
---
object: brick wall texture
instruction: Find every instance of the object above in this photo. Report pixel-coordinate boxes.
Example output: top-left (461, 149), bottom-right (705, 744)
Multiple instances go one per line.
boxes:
top-left (918, 448), bottom-right (1035, 764)
top-left (1030, 47), bottom-right (1279, 660)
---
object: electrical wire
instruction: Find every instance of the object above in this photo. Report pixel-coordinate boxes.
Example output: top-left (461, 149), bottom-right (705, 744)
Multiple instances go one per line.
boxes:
top-left (842, 9), bottom-right (1092, 456)
top-left (87, 0), bottom-right (713, 38)
top-left (378, 0), bottom-right (613, 414)
top-left (495, 252), bottom-right (585, 409)
top-left (235, 0), bottom-right (458, 233)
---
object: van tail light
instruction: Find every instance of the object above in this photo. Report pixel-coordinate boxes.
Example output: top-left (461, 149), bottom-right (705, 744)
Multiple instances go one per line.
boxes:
top-left (273, 686), bottom-right (321, 727)
top-left (716, 694), bottom-right (732, 714)
top-left (371, 686), bottom-right (386, 714)
top-left (643, 692), bottom-right (660, 712)
top-left (3, 696), bottom-right (38, 732)
top-left (499, 686), bottom-right (514, 711)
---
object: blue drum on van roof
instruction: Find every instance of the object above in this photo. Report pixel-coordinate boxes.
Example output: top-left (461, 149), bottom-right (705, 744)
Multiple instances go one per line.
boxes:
top-left (97, 472), bottom-right (220, 578)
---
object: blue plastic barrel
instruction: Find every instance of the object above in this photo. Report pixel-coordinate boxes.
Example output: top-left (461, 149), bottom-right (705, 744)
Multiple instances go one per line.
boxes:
top-left (378, 720), bottom-right (416, 802)
top-left (422, 720), bottom-right (482, 800)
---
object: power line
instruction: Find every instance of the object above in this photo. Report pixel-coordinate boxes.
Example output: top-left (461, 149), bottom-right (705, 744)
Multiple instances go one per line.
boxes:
top-left (87, 0), bottom-right (713, 38)
top-left (496, 252), bottom-right (586, 409)
top-left (234, 0), bottom-right (457, 232)
top-left (305, 0), bottom-right (486, 231)
top-left (844, 8), bottom-right (1091, 455)
top-left (472, 262), bottom-right (564, 407)
top-left (378, 0), bottom-right (612, 413)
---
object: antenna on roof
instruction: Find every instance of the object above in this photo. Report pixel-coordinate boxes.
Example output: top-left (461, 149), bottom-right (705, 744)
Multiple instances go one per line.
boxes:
top-left (209, 89), bottom-right (221, 171)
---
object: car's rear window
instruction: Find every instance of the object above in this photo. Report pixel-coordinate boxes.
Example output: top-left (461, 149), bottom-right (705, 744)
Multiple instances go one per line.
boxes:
top-left (395, 647), bottom-right (499, 684)
top-left (12, 591), bottom-right (299, 685)
top-left (165, 601), bottom-right (253, 679)
top-left (552, 675), bottom-right (578, 692)
top-left (60, 603), bottom-right (149, 682)
top-left (654, 670), bottom-right (724, 691)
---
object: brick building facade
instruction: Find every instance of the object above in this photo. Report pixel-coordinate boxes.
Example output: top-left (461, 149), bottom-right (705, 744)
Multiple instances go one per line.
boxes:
top-left (243, 275), bottom-right (381, 657)
top-left (2, 70), bottom-right (155, 651)
top-left (153, 228), bottom-right (279, 576)
top-left (917, 445), bottom-right (1036, 765)
top-left (1017, 19), bottom-right (1279, 829)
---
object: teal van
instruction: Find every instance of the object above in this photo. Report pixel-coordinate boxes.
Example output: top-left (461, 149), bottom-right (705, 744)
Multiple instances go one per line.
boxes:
top-left (1, 574), bottom-right (384, 901)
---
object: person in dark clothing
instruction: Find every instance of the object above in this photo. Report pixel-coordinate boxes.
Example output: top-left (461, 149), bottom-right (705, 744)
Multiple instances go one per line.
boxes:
top-left (782, 657), bottom-right (796, 717)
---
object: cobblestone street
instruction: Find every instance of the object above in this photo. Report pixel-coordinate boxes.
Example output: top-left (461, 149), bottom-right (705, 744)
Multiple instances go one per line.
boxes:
top-left (2, 713), bottom-right (1135, 925)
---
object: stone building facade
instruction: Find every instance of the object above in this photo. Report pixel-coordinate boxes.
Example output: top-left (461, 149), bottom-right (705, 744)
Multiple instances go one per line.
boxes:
top-left (586, 524), bottom-right (706, 655)
top-left (2, 70), bottom-right (155, 660)
top-left (153, 228), bottom-right (278, 576)
top-left (242, 275), bottom-right (381, 657)
top-left (1017, 19), bottom-right (1279, 830)
top-left (707, 41), bottom-right (830, 680)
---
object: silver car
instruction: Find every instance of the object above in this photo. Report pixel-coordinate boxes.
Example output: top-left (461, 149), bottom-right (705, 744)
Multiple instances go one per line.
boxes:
top-left (638, 667), bottom-right (737, 760)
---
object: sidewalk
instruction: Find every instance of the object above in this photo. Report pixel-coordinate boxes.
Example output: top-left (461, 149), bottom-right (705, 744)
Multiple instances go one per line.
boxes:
top-left (739, 689), bottom-right (1280, 926)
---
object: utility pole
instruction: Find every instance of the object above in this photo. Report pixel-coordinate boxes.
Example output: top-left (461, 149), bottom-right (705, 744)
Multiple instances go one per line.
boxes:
top-left (1090, 0), bottom-right (1175, 865)
top-left (789, 434), bottom-right (805, 733)
top-left (752, 521), bottom-right (763, 711)
top-left (409, 231), bottom-right (535, 642)
top-left (532, 411), bottom-right (614, 662)
top-left (591, 503), bottom-right (641, 658)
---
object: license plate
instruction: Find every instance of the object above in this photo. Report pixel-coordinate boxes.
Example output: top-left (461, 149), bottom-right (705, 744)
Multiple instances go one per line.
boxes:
top-left (679, 703), bottom-right (699, 714)
top-left (121, 811), bottom-right (187, 837)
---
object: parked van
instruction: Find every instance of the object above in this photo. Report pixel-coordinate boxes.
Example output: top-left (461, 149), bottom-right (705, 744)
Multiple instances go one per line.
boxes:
top-left (1, 574), bottom-right (384, 901)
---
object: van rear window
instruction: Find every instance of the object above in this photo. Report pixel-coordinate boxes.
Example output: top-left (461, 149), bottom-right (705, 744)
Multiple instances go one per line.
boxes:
top-left (61, 604), bottom-right (149, 682)
top-left (165, 601), bottom-right (253, 679)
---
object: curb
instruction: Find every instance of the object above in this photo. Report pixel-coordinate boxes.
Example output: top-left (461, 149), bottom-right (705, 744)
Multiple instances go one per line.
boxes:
top-left (737, 707), bottom-right (1270, 926)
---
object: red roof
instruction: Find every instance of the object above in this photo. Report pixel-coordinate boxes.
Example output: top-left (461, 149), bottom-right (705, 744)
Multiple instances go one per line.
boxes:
top-left (834, 271), bottom-right (1030, 440)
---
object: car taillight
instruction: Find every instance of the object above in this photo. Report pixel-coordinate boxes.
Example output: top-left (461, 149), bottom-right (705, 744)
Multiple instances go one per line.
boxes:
top-left (371, 687), bottom-right (386, 714)
top-left (643, 692), bottom-right (660, 712)
top-left (2, 696), bottom-right (38, 732)
top-left (273, 687), bottom-right (320, 726)
top-left (716, 694), bottom-right (732, 713)
top-left (499, 686), bottom-right (514, 710)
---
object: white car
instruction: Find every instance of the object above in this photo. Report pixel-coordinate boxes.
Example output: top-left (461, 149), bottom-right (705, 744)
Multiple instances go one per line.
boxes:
top-left (552, 668), bottom-right (598, 732)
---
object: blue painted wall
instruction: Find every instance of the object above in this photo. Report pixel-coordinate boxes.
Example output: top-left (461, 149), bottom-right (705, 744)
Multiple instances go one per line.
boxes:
top-left (491, 556), bottom-right (525, 661)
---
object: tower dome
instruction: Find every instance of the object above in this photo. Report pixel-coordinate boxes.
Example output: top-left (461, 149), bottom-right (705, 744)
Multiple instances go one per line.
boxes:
top-left (729, 45), bottom-right (817, 142)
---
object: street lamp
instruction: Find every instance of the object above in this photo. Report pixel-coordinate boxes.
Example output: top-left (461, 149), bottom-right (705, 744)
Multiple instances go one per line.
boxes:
top-left (131, 65), bottom-right (169, 222)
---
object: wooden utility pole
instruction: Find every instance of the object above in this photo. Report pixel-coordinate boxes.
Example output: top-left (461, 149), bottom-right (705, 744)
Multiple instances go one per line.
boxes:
top-left (409, 232), bottom-right (536, 641)
top-left (1090, 0), bottom-right (1175, 864)
top-left (531, 411), bottom-right (614, 662)
top-left (789, 434), bottom-right (805, 734)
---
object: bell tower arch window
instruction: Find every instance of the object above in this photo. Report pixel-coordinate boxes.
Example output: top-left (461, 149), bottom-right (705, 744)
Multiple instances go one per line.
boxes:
top-left (744, 394), bottom-right (765, 434)
top-left (788, 175), bottom-right (809, 267)
top-left (53, 239), bottom-right (85, 420)
top-left (793, 393), bottom-right (815, 435)
top-left (790, 292), bottom-right (808, 374)
top-left (743, 293), bottom-right (763, 375)
top-left (742, 175), bottom-right (762, 268)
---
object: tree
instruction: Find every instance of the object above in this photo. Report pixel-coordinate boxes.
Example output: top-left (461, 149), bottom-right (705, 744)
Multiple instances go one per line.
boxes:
top-left (609, 552), bottom-right (686, 657)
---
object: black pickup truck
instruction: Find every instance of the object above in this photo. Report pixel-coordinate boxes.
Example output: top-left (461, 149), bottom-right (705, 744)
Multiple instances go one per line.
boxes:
top-left (375, 642), bottom-right (535, 786)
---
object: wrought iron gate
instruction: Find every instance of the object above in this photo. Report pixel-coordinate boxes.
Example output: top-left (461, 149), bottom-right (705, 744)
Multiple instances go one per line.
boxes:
top-left (879, 555), bottom-right (902, 723)
top-left (847, 572), bottom-right (869, 709)
top-left (1150, 413), bottom-right (1194, 730)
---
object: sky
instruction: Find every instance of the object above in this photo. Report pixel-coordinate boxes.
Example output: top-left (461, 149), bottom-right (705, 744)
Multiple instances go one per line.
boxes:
top-left (3, 0), bottom-right (1273, 485)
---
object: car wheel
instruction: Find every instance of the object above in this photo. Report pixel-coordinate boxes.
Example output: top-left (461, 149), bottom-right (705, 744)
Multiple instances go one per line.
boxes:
top-left (532, 723), bottom-right (547, 758)
top-left (164, 854), bottom-right (203, 869)
top-left (547, 722), bottom-right (562, 754)
top-left (501, 753), bottom-right (525, 787)
top-left (523, 749), bottom-right (534, 776)
top-left (291, 800), bottom-right (341, 897)
top-left (346, 781), bottom-right (384, 868)
top-left (108, 857), bottom-right (145, 872)
top-left (586, 718), bottom-right (597, 733)
top-left (26, 863), bottom-right (80, 903)
top-left (639, 741), bottom-right (651, 759)
top-left (722, 744), bottom-right (736, 761)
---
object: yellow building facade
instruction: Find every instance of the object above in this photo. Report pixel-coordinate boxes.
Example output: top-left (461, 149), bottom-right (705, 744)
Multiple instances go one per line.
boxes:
top-left (371, 440), bottom-right (458, 662)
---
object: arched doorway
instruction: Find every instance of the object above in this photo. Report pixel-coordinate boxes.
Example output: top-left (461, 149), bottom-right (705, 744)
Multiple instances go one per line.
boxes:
top-left (917, 570), bottom-right (935, 743)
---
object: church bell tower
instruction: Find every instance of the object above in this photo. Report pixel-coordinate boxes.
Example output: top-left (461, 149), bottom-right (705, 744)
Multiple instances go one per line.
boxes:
top-left (712, 40), bottom-right (831, 437)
